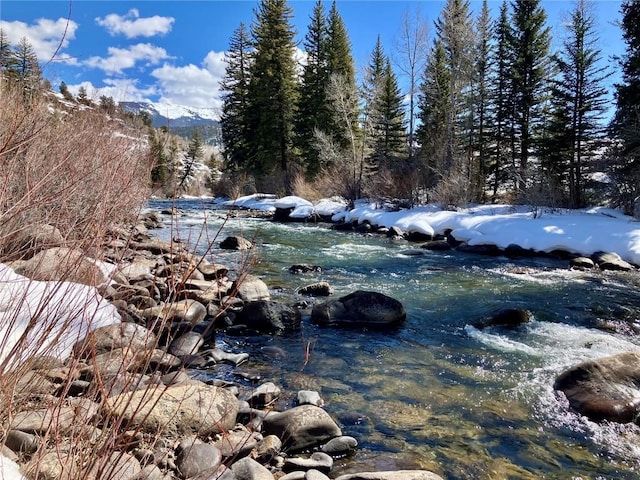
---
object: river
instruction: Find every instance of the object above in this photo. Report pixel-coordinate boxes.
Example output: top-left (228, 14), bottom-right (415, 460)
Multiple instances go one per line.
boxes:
top-left (149, 198), bottom-right (640, 479)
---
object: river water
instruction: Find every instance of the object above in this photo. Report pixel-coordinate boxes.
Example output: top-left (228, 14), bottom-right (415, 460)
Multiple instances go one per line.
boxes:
top-left (149, 199), bottom-right (640, 479)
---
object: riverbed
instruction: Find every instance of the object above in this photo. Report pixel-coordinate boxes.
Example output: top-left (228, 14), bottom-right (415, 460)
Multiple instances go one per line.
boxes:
top-left (149, 198), bottom-right (640, 479)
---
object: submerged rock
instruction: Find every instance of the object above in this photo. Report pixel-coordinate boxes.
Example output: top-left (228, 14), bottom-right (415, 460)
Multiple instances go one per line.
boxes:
top-left (311, 291), bottom-right (406, 327)
top-left (262, 405), bottom-right (342, 452)
top-left (235, 300), bottom-right (301, 333)
top-left (475, 308), bottom-right (532, 329)
top-left (220, 236), bottom-right (254, 250)
top-left (554, 352), bottom-right (640, 423)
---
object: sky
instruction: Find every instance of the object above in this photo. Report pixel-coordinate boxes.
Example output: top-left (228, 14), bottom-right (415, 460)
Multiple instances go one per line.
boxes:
top-left (0, 0), bottom-right (627, 118)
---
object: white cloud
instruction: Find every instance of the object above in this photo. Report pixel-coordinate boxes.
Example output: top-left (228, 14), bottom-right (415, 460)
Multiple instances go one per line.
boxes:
top-left (0, 18), bottom-right (78, 63)
top-left (85, 43), bottom-right (172, 75)
top-left (67, 79), bottom-right (158, 103)
top-left (150, 50), bottom-right (226, 113)
top-left (96, 9), bottom-right (175, 39)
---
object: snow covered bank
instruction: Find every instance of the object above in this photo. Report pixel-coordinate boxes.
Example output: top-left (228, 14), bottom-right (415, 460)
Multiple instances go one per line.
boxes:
top-left (214, 194), bottom-right (640, 266)
top-left (0, 263), bottom-right (121, 367)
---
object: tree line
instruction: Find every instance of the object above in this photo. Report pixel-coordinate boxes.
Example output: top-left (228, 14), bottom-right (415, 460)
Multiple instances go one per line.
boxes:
top-left (220, 0), bottom-right (640, 213)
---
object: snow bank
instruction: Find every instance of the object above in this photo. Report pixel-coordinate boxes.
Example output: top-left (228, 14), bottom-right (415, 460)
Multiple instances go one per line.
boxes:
top-left (0, 264), bottom-right (121, 367)
top-left (0, 455), bottom-right (26, 480)
top-left (222, 194), bottom-right (277, 211)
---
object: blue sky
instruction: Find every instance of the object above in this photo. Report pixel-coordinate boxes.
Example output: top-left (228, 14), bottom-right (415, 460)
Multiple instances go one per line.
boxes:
top-left (0, 0), bottom-right (626, 117)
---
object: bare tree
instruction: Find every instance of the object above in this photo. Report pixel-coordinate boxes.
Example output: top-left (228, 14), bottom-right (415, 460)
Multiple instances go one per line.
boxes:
top-left (393, 6), bottom-right (429, 162)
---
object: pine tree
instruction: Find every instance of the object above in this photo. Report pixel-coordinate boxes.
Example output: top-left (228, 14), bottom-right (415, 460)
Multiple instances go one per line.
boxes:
top-left (13, 37), bottom-right (41, 99)
top-left (77, 85), bottom-right (91, 105)
top-left (361, 35), bottom-right (388, 172)
top-left (59, 81), bottom-right (74, 101)
top-left (546, 0), bottom-right (609, 208)
top-left (220, 22), bottom-right (252, 173)
top-left (509, 0), bottom-right (551, 194)
top-left (0, 29), bottom-right (16, 76)
top-left (371, 59), bottom-right (407, 170)
top-left (610, 0), bottom-right (640, 211)
top-left (296, 0), bottom-right (330, 178)
top-left (180, 129), bottom-right (204, 190)
top-left (246, 0), bottom-right (299, 194)
top-left (150, 130), bottom-right (169, 185)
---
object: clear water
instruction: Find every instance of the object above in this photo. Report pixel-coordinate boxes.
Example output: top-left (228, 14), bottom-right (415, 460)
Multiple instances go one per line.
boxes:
top-left (149, 199), bottom-right (640, 479)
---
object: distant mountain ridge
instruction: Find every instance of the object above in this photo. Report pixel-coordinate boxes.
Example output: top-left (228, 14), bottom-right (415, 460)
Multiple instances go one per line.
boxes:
top-left (120, 101), bottom-right (222, 146)
top-left (119, 101), bottom-right (219, 128)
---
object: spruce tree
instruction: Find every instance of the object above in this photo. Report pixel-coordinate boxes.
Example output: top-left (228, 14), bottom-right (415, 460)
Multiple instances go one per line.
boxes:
top-left (547, 0), bottom-right (609, 208)
top-left (246, 0), bottom-right (299, 193)
top-left (13, 37), bottom-right (41, 99)
top-left (180, 128), bottom-right (204, 190)
top-left (296, 0), bottom-right (330, 178)
top-left (509, 0), bottom-right (551, 194)
top-left (361, 35), bottom-right (388, 172)
top-left (220, 22), bottom-right (252, 172)
top-left (0, 29), bottom-right (16, 76)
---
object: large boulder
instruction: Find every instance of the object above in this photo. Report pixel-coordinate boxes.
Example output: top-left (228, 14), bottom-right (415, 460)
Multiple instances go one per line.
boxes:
top-left (235, 301), bottom-right (300, 333)
top-left (591, 252), bottom-right (634, 271)
top-left (554, 352), bottom-right (640, 423)
top-left (73, 323), bottom-right (157, 358)
top-left (139, 299), bottom-right (207, 325)
top-left (311, 291), bottom-right (406, 327)
top-left (220, 236), bottom-right (254, 251)
top-left (262, 405), bottom-right (342, 452)
top-left (474, 308), bottom-right (531, 329)
top-left (2, 224), bottom-right (65, 260)
top-left (233, 275), bottom-right (270, 302)
top-left (14, 247), bottom-right (109, 286)
top-left (103, 380), bottom-right (238, 437)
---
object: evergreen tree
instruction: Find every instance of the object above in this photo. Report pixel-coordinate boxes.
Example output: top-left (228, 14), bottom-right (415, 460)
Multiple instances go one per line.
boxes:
top-left (610, 0), bottom-right (640, 212)
top-left (546, 0), bottom-right (609, 208)
top-left (180, 129), bottom-right (204, 190)
top-left (417, 40), bottom-right (450, 187)
top-left (371, 59), bottom-right (407, 170)
top-left (0, 29), bottom-right (16, 76)
top-left (99, 95), bottom-right (116, 114)
top-left (220, 22), bottom-right (252, 172)
top-left (509, 0), bottom-right (551, 194)
top-left (361, 35), bottom-right (388, 172)
top-left (13, 37), bottom-right (41, 99)
top-left (59, 81), bottom-right (74, 101)
top-left (150, 130), bottom-right (169, 185)
top-left (77, 85), bottom-right (91, 105)
top-left (488, 1), bottom-right (516, 198)
top-left (296, 0), bottom-right (330, 178)
top-left (246, 0), bottom-right (299, 193)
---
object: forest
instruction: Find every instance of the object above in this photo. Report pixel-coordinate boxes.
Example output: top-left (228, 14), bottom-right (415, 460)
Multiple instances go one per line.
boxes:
top-left (219, 0), bottom-right (640, 214)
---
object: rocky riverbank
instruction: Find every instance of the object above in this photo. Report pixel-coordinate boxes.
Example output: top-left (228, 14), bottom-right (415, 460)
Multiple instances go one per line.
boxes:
top-left (0, 212), bottom-right (444, 480)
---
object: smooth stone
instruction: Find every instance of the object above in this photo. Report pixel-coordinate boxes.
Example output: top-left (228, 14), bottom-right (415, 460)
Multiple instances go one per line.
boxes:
top-left (87, 451), bottom-right (142, 479)
top-left (235, 300), bottom-right (300, 333)
top-left (320, 436), bottom-right (358, 456)
top-left (420, 240), bottom-right (451, 251)
top-left (161, 370), bottom-right (189, 386)
top-left (140, 299), bottom-right (207, 325)
top-left (14, 247), bottom-right (108, 286)
top-left (298, 282), bottom-right (334, 296)
top-left (103, 380), bottom-right (238, 437)
top-left (334, 472), bottom-right (444, 480)
top-left (474, 308), bottom-right (532, 329)
top-left (5, 429), bottom-right (39, 454)
top-left (220, 236), bottom-right (254, 250)
top-left (230, 456), bottom-right (274, 480)
top-left (169, 331), bottom-right (204, 357)
top-left (177, 443), bottom-right (223, 479)
top-left (11, 406), bottom-right (77, 434)
top-left (306, 471), bottom-right (331, 480)
top-left (297, 390), bottom-right (324, 407)
top-left (591, 251), bottom-right (634, 271)
top-left (289, 265), bottom-right (322, 274)
top-left (213, 426), bottom-right (261, 458)
top-left (311, 291), bottom-right (406, 327)
top-left (252, 435), bottom-right (282, 463)
top-left (198, 263), bottom-right (230, 279)
top-left (262, 405), bottom-right (342, 452)
top-left (284, 452), bottom-right (333, 473)
top-left (74, 323), bottom-right (157, 358)
top-left (131, 464), bottom-right (168, 480)
top-left (189, 464), bottom-right (236, 480)
top-left (570, 256), bottom-right (595, 269)
top-left (201, 347), bottom-right (249, 366)
top-left (280, 473), bottom-right (306, 480)
top-left (234, 275), bottom-right (270, 302)
top-left (244, 381), bottom-right (281, 408)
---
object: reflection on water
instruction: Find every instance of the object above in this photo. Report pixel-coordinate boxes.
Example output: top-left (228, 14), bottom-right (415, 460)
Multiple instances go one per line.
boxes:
top-left (149, 199), bottom-right (640, 479)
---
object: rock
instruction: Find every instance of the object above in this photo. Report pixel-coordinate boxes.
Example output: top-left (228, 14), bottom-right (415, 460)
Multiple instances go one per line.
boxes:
top-left (230, 457), bottom-right (274, 480)
top-left (420, 240), bottom-right (451, 251)
top-left (3, 224), bottom-right (65, 260)
top-left (87, 451), bottom-right (142, 479)
top-left (387, 226), bottom-right (404, 238)
top-left (74, 323), bottom-right (157, 358)
top-left (298, 282), bottom-right (334, 296)
top-left (220, 236), bottom-right (254, 251)
top-left (169, 332), bottom-right (204, 357)
top-left (130, 464), bottom-right (168, 480)
top-left (11, 405), bottom-right (78, 434)
top-left (244, 381), bottom-right (281, 408)
top-left (262, 405), bottom-right (342, 452)
top-left (284, 452), bottom-right (333, 473)
top-left (235, 301), bottom-right (300, 333)
top-left (591, 251), bottom-right (634, 271)
top-left (504, 244), bottom-right (535, 258)
top-left (319, 436), bottom-right (358, 456)
top-left (15, 247), bottom-right (109, 286)
top-left (554, 352), bottom-right (640, 423)
top-left (289, 265), bottom-right (322, 274)
top-left (103, 380), bottom-right (238, 437)
top-left (177, 443), bottom-right (223, 479)
top-left (406, 231), bottom-right (432, 242)
top-left (201, 347), bottom-right (249, 366)
top-left (570, 257), bottom-right (595, 270)
top-left (139, 299), bottom-right (207, 325)
top-left (306, 471), bottom-right (331, 480)
top-left (212, 426), bottom-right (261, 458)
top-left (5, 429), bottom-right (39, 454)
top-left (334, 472), bottom-right (444, 480)
top-left (118, 261), bottom-right (153, 281)
top-left (456, 244), bottom-right (501, 256)
top-left (311, 291), bottom-right (406, 327)
top-left (189, 465), bottom-right (236, 480)
top-left (252, 435), bottom-right (282, 463)
top-left (474, 308), bottom-right (531, 329)
top-left (198, 263), bottom-right (230, 280)
top-left (234, 275), bottom-right (270, 302)
top-left (297, 390), bottom-right (324, 407)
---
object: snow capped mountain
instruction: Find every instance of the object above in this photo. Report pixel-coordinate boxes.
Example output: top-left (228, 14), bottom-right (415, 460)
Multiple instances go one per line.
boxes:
top-left (119, 101), bottom-right (219, 128)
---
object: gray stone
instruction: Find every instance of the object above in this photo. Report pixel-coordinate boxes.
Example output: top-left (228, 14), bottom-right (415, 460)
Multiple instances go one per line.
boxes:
top-left (319, 436), bottom-right (358, 456)
top-left (591, 251), bottom-right (634, 271)
top-left (244, 382), bottom-right (281, 408)
top-left (570, 257), bottom-right (595, 270)
top-left (252, 435), bottom-right (282, 463)
top-left (234, 275), bottom-right (270, 302)
top-left (87, 451), bottom-right (142, 479)
top-left (5, 429), bottom-right (39, 453)
top-left (11, 405), bottom-right (78, 434)
top-left (177, 443), bottom-right (222, 479)
top-left (15, 247), bottom-right (109, 286)
top-left (220, 236), bottom-right (254, 251)
top-left (311, 291), bottom-right (406, 327)
top-left (298, 282), bottom-right (334, 297)
top-left (74, 323), bottom-right (157, 358)
top-left (297, 390), bottom-right (324, 407)
top-left (189, 465), bottom-right (237, 480)
top-left (3, 223), bottom-right (64, 260)
top-left (130, 464), bottom-right (170, 480)
top-left (334, 472), bottom-right (444, 480)
top-left (230, 457), bottom-right (274, 480)
top-left (306, 471), bottom-right (331, 480)
top-left (198, 263), bottom-right (230, 280)
top-left (474, 308), bottom-right (531, 329)
top-left (235, 301), bottom-right (300, 332)
top-left (420, 240), bottom-right (451, 251)
top-left (202, 347), bottom-right (249, 366)
top-left (140, 299), bottom-right (207, 325)
top-left (262, 405), bottom-right (342, 452)
top-left (103, 380), bottom-right (238, 437)
top-left (284, 452), bottom-right (333, 473)
top-left (169, 332), bottom-right (204, 357)
top-left (212, 426), bottom-right (261, 458)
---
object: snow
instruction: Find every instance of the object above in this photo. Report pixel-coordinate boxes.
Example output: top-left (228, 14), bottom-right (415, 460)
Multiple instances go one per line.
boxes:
top-left (0, 264), bottom-right (121, 367)
top-left (0, 455), bottom-right (26, 480)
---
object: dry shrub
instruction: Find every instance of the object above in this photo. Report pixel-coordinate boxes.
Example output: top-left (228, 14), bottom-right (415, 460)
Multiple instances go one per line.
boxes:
top-left (290, 173), bottom-right (324, 202)
top-left (0, 83), bottom-right (151, 260)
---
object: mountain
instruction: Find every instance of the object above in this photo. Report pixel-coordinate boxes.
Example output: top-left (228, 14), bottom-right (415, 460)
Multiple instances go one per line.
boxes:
top-left (120, 101), bottom-right (222, 146)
